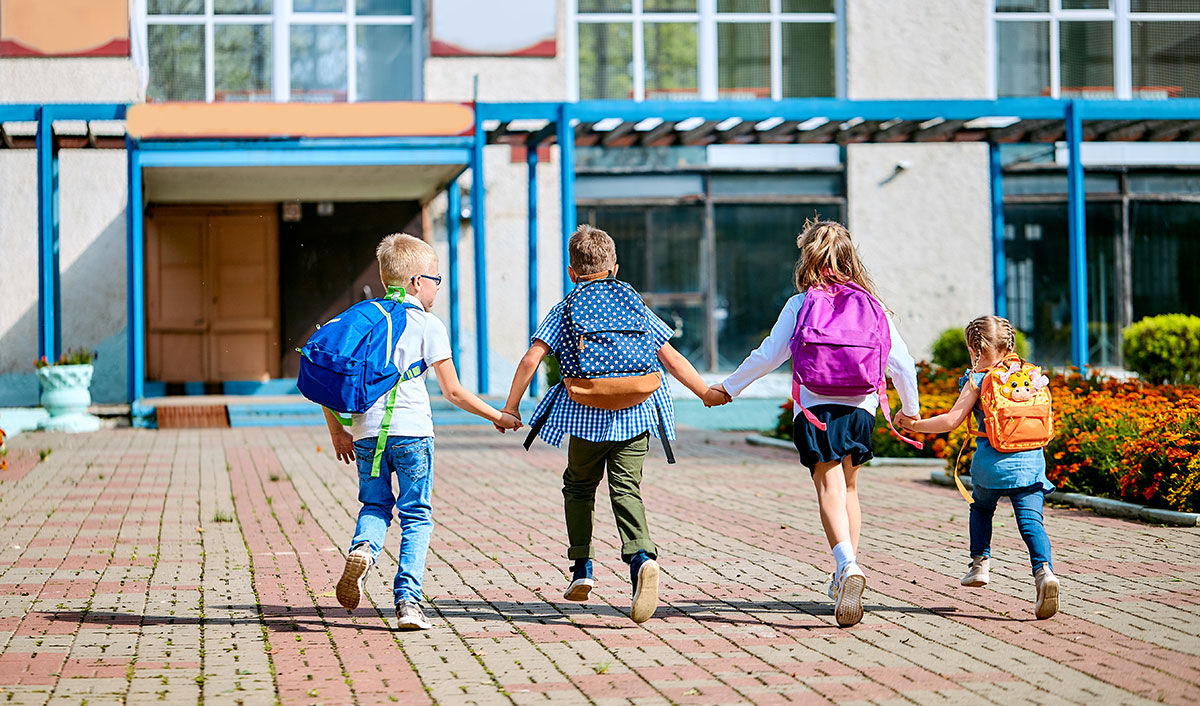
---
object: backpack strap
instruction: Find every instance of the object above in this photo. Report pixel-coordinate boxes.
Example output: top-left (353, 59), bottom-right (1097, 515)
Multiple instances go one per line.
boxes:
top-left (952, 419), bottom-right (977, 503)
top-left (654, 399), bottom-right (676, 464)
top-left (876, 380), bottom-right (923, 450)
top-left (369, 301), bottom-right (427, 478)
top-left (523, 384), bottom-right (564, 451)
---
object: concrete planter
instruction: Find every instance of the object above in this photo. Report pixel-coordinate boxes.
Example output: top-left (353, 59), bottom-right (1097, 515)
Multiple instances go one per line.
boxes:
top-left (37, 364), bottom-right (101, 433)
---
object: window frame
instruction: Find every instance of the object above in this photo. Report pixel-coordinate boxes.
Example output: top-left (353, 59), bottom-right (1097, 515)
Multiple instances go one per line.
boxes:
top-left (568, 0), bottom-right (845, 102)
top-left (991, 0), bottom-right (1200, 99)
top-left (140, 0), bottom-right (423, 103)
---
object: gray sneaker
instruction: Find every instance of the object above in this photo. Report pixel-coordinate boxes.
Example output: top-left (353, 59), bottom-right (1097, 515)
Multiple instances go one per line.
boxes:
top-left (1034, 565), bottom-right (1060, 620)
top-left (336, 543), bottom-right (373, 611)
top-left (395, 600), bottom-right (433, 630)
top-left (961, 556), bottom-right (990, 587)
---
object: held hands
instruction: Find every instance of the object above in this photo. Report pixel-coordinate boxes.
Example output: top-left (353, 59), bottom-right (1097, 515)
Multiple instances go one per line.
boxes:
top-left (330, 426), bottom-right (356, 465)
top-left (494, 408), bottom-right (523, 433)
top-left (703, 384), bottom-right (732, 408)
top-left (894, 412), bottom-right (921, 433)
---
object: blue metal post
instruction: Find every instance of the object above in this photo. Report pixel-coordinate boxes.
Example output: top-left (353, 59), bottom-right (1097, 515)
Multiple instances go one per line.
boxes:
top-left (1065, 101), bottom-right (1090, 369)
top-left (557, 103), bottom-right (576, 296)
top-left (446, 179), bottom-right (461, 368)
top-left (36, 107), bottom-right (60, 363)
top-left (989, 142), bottom-right (1007, 319)
top-left (471, 111), bottom-right (489, 394)
top-left (527, 144), bottom-right (539, 397)
top-left (126, 138), bottom-right (146, 402)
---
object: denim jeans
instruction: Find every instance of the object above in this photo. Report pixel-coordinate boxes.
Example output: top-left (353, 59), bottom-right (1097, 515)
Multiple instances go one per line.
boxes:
top-left (350, 436), bottom-right (434, 605)
top-left (969, 484), bottom-right (1053, 575)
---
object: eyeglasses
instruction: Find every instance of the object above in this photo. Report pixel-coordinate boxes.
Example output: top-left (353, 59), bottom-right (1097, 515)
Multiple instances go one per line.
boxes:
top-left (413, 274), bottom-right (442, 287)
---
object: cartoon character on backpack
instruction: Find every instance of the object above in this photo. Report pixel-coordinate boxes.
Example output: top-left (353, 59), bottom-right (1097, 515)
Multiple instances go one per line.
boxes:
top-left (995, 362), bottom-right (1049, 403)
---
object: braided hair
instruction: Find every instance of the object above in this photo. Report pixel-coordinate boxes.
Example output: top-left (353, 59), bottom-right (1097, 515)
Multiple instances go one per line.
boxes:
top-left (964, 315), bottom-right (1016, 365)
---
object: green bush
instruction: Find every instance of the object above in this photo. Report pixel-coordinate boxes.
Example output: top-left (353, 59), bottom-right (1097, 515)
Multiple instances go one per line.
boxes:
top-left (931, 326), bottom-right (1028, 370)
top-left (1123, 314), bottom-right (1200, 385)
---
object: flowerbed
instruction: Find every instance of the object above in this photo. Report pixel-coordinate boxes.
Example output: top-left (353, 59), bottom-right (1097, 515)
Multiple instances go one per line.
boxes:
top-left (766, 363), bottom-right (1200, 513)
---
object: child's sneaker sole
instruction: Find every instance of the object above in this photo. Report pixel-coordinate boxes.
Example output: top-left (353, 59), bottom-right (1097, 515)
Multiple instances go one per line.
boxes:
top-left (336, 553), bottom-right (371, 611)
top-left (394, 616), bottom-right (432, 630)
top-left (1036, 578), bottom-right (1059, 619)
top-left (563, 577), bottom-right (594, 602)
top-left (834, 573), bottom-right (865, 627)
top-left (961, 577), bottom-right (989, 588)
top-left (630, 560), bottom-right (660, 624)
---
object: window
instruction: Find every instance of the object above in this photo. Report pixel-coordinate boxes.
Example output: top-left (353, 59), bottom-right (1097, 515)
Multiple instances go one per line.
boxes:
top-left (144, 0), bottom-right (420, 103)
top-left (574, 0), bottom-right (841, 101)
top-left (579, 172), bottom-right (844, 371)
top-left (995, 0), bottom-right (1200, 98)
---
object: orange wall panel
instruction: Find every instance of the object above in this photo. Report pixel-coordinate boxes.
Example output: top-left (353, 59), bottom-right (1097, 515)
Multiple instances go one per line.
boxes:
top-left (0, 0), bottom-right (130, 57)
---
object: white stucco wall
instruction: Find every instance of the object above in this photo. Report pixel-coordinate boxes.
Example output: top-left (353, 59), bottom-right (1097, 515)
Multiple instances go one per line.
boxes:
top-left (0, 151), bottom-right (128, 406)
top-left (426, 146), bottom-right (565, 395)
top-left (847, 143), bottom-right (993, 361)
top-left (0, 152), bottom-right (39, 405)
top-left (846, 0), bottom-right (989, 99)
top-left (0, 58), bottom-right (141, 102)
top-left (422, 3), bottom-right (568, 394)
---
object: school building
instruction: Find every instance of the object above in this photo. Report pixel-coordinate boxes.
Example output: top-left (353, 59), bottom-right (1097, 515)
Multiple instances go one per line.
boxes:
top-left (2, 0), bottom-right (1199, 419)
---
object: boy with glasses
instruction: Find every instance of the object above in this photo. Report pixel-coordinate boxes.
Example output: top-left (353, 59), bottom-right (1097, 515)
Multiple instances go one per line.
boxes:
top-left (325, 233), bottom-right (521, 629)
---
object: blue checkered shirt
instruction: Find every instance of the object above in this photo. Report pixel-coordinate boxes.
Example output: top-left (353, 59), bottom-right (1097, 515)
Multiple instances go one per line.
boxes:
top-left (530, 301), bottom-right (676, 447)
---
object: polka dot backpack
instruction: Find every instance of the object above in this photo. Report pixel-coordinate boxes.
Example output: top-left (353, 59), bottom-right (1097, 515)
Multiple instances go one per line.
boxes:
top-left (524, 271), bottom-right (675, 462)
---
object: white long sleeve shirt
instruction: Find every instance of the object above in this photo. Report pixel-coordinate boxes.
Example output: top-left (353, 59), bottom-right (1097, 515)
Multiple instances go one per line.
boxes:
top-left (721, 293), bottom-right (921, 418)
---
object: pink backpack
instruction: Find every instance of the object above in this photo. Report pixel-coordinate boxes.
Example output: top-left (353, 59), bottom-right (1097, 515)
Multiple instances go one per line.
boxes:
top-left (789, 282), bottom-right (922, 449)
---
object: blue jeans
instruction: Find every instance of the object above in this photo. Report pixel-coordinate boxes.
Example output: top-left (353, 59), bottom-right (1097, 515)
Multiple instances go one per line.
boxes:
top-left (351, 436), bottom-right (434, 605)
top-left (969, 484), bottom-right (1053, 575)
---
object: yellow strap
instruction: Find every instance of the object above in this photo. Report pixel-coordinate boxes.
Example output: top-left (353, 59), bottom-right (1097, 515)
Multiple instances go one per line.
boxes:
top-left (953, 415), bottom-right (977, 503)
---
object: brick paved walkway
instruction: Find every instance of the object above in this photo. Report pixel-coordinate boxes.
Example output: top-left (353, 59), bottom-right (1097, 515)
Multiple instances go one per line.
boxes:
top-left (2, 427), bottom-right (1198, 706)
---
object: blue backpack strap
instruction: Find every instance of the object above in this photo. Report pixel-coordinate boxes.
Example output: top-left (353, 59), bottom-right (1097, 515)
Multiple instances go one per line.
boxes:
top-left (369, 299), bottom-right (428, 478)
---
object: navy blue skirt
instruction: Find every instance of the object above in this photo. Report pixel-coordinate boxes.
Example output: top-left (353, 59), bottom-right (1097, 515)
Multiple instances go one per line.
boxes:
top-left (791, 404), bottom-right (876, 473)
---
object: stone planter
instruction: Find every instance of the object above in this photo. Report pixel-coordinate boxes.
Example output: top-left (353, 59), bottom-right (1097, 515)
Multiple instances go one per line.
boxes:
top-left (37, 364), bottom-right (101, 433)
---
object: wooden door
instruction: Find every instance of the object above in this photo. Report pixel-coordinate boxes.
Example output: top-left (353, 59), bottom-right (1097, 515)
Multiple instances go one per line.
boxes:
top-left (145, 206), bottom-right (280, 383)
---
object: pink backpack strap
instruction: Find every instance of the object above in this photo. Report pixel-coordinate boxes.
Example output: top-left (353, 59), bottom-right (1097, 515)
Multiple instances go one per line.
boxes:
top-left (792, 378), bottom-right (828, 432)
top-left (878, 380), bottom-right (923, 450)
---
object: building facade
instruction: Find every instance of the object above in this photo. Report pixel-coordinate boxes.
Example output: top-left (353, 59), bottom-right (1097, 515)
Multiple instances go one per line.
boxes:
top-left (1, 0), bottom-right (1198, 407)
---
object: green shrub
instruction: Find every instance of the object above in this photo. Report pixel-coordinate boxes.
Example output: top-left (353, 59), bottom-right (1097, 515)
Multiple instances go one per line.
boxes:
top-left (1122, 314), bottom-right (1200, 385)
top-left (931, 326), bottom-right (1028, 370)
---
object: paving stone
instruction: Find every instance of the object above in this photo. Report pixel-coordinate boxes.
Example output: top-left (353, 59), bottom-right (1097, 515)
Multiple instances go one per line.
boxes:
top-left (2, 427), bottom-right (1197, 705)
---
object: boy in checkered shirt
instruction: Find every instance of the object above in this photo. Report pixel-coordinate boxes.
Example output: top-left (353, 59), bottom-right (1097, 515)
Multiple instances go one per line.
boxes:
top-left (498, 225), bottom-right (724, 624)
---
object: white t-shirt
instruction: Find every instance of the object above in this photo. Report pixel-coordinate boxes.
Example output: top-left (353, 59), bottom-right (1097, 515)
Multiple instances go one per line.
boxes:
top-left (721, 292), bottom-right (921, 417)
top-left (350, 294), bottom-right (453, 441)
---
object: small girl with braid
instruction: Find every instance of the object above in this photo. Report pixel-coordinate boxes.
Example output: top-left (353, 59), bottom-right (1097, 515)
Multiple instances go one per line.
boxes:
top-left (898, 316), bottom-right (1060, 619)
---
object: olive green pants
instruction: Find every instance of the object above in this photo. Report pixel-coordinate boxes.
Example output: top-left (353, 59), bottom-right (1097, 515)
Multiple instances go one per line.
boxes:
top-left (563, 432), bottom-right (658, 562)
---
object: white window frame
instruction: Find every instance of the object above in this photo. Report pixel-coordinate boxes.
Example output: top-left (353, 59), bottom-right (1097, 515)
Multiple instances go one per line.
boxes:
top-left (139, 0), bottom-right (422, 103)
top-left (569, 0), bottom-right (844, 102)
top-left (992, 0), bottom-right (1200, 99)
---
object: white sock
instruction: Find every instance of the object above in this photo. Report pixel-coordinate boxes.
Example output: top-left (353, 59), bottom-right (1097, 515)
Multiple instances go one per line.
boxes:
top-left (832, 542), bottom-right (856, 578)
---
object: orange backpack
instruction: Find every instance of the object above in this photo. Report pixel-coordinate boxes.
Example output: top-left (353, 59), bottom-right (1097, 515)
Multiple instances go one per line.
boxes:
top-left (953, 357), bottom-right (1054, 502)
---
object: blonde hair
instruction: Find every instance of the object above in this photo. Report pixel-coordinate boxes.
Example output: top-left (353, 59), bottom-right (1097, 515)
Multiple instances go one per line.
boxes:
top-left (793, 219), bottom-right (884, 303)
top-left (376, 233), bottom-right (436, 287)
top-left (568, 224), bottom-right (617, 276)
top-left (964, 315), bottom-right (1016, 358)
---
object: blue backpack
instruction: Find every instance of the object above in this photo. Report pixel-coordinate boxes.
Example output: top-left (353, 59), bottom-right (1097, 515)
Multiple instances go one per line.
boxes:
top-left (297, 287), bottom-right (428, 476)
top-left (524, 274), bottom-right (674, 462)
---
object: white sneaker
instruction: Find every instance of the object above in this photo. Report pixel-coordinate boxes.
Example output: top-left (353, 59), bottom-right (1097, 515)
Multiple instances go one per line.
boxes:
top-left (336, 543), bottom-right (373, 611)
top-left (630, 559), bottom-right (660, 624)
top-left (395, 600), bottom-right (433, 630)
top-left (1034, 565), bottom-right (1060, 620)
top-left (826, 573), bottom-right (836, 601)
top-left (961, 556), bottom-right (991, 587)
top-left (834, 563), bottom-right (866, 627)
